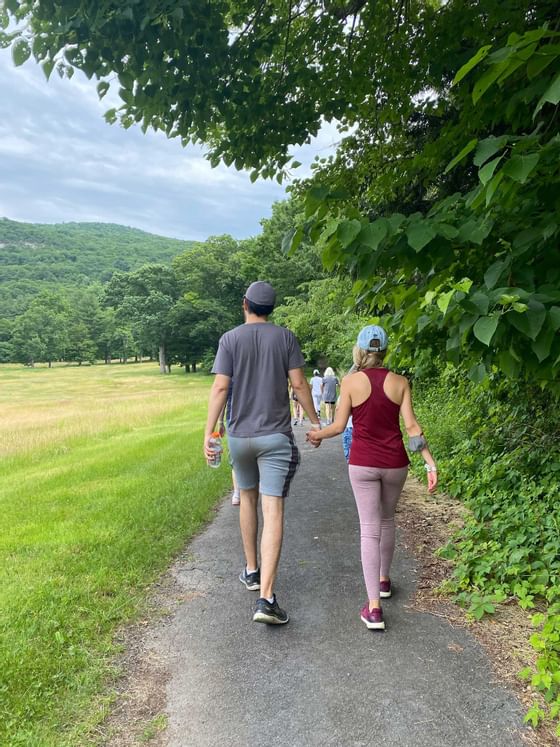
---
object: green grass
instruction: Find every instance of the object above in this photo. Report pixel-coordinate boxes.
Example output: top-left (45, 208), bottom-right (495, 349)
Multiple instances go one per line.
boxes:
top-left (0, 364), bottom-right (231, 746)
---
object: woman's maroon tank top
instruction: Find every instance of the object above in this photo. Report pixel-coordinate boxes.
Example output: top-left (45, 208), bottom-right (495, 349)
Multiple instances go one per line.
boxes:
top-left (349, 368), bottom-right (410, 468)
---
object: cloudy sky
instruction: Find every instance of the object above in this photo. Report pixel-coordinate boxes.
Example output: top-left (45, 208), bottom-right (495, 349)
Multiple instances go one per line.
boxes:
top-left (0, 50), bottom-right (338, 241)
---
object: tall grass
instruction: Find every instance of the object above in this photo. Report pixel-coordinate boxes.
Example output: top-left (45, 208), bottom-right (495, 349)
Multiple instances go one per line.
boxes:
top-left (0, 364), bottom-right (231, 746)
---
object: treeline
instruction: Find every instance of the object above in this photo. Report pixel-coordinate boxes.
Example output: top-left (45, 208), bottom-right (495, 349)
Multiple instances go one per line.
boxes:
top-left (0, 219), bottom-right (194, 319)
top-left (0, 202), bottom-right (327, 369)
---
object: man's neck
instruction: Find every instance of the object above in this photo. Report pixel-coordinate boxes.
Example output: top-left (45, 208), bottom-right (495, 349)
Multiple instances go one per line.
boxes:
top-left (244, 313), bottom-right (269, 324)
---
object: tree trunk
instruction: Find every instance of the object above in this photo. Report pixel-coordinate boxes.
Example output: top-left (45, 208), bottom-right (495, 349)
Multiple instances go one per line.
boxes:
top-left (158, 344), bottom-right (168, 374)
top-left (192, 362), bottom-right (197, 373)
top-left (48, 360), bottom-right (52, 368)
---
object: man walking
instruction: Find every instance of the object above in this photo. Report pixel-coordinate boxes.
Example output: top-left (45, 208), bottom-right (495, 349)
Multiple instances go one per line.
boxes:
top-left (204, 281), bottom-right (321, 624)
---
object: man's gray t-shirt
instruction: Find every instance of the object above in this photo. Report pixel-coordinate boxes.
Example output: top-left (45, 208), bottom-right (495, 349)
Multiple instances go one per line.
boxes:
top-left (212, 322), bottom-right (305, 437)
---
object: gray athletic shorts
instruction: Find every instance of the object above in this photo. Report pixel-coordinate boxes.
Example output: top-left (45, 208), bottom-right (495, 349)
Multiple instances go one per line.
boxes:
top-left (228, 433), bottom-right (300, 498)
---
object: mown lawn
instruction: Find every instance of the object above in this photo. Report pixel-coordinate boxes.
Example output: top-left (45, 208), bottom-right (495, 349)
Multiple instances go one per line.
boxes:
top-left (0, 363), bottom-right (230, 746)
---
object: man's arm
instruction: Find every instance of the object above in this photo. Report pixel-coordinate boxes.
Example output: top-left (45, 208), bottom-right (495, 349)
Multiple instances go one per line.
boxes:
top-left (289, 367), bottom-right (321, 430)
top-left (203, 374), bottom-right (230, 460)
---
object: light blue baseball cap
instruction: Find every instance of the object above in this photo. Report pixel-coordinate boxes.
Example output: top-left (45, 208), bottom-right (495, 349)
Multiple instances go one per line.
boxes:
top-left (356, 325), bottom-right (388, 352)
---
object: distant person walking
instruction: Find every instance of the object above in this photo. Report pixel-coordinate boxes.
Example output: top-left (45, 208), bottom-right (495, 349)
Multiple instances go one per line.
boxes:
top-left (307, 325), bottom-right (437, 630)
top-left (309, 369), bottom-right (323, 419)
top-left (204, 281), bottom-right (321, 625)
top-left (322, 367), bottom-right (339, 424)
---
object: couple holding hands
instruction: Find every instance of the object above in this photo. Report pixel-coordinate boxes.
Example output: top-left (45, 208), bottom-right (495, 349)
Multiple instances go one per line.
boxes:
top-left (205, 281), bottom-right (437, 630)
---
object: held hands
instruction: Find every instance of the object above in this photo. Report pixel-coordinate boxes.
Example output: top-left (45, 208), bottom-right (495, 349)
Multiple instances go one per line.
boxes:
top-left (306, 426), bottom-right (322, 448)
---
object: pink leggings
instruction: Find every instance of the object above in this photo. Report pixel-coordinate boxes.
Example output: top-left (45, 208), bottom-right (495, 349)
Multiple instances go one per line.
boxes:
top-left (348, 465), bottom-right (408, 601)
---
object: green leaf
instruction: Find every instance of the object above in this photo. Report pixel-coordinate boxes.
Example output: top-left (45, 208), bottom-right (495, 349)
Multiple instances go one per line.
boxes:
top-left (435, 223), bottom-right (459, 240)
top-left (502, 153), bottom-right (540, 183)
top-left (291, 160), bottom-right (302, 169)
top-left (468, 363), bottom-right (487, 383)
top-left (531, 325), bottom-right (555, 362)
top-left (97, 81), bottom-right (110, 99)
top-left (360, 219), bottom-right (388, 252)
top-left (249, 170), bottom-right (259, 183)
top-left (42, 58), bottom-right (56, 80)
top-left (458, 219), bottom-right (492, 245)
top-left (478, 156), bottom-right (502, 185)
top-left (484, 171), bottom-right (504, 207)
top-left (549, 307), bottom-right (560, 331)
top-left (534, 71), bottom-right (560, 117)
top-left (305, 185), bottom-right (329, 217)
top-left (464, 291), bottom-right (490, 315)
top-left (472, 63), bottom-right (507, 104)
top-left (12, 38), bottom-right (31, 66)
top-left (454, 278), bottom-right (473, 294)
top-left (417, 315), bottom-right (431, 332)
top-left (473, 135), bottom-right (508, 167)
top-left (526, 51), bottom-right (556, 80)
top-left (406, 222), bottom-right (436, 252)
top-left (507, 301), bottom-right (546, 340)
top-left (473, 315), bottom-right (499, 346)
top-left (437, 290), bottom-right (455, 315)
top-left (484, 260), bottom-right (509, 290)
top-left (387, 213), bottom-right (405, 231)
top-left (453, 45), bottom-right (492, 85)
top-left (337, 220), bottom-right (362, 248)
top-left (282, 226), bottom-right (303, 256)
top-left (498, 349), bottom-right (520, 377)
top-left (444, 139), bottom-right (477, 174)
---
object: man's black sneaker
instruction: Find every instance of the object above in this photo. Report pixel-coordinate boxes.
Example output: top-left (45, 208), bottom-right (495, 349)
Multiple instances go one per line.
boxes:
top-left (253, 594), bottom-right (289, 625)
top-left (239, 567), bottom-right (261, 591)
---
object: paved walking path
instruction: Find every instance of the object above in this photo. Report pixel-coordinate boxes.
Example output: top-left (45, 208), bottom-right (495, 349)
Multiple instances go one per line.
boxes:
top-left (150, 429), bottom-right (525, 746)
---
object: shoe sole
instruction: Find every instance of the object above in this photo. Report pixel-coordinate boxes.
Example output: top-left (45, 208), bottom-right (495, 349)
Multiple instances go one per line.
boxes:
top-left (231, 500), bottom-right (240, 506)
top-left (253, 611), bottom-right (289, 625)
top-left (239, 575), bottom-right (260, 591)
top-left (380, 590), bottom-right (392, 598)
top-left (361, 615), bottom-right (386, 630)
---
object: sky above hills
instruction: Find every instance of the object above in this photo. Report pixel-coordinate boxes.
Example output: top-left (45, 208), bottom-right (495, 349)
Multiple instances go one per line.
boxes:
top-left (0, 51), bottom-right (337, 241)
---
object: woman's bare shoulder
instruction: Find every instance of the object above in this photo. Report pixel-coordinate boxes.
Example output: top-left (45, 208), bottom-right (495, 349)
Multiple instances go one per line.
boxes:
top-left (342, 370), bottom-right (364, 386)
top-left (386, 371), bottom-right (410, 390)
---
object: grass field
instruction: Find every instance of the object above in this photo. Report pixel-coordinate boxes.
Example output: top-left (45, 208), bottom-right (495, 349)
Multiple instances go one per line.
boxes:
top-left (0, 363), bottom-right (231, 746)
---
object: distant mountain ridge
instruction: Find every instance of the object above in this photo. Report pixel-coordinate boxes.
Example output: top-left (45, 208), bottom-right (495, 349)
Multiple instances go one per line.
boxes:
top-left (0, 218), bottom-right (197, 318)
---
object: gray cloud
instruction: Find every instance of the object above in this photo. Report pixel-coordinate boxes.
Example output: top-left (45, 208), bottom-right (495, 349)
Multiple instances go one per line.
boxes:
top-left (0, 52), bottom-right (337, 241)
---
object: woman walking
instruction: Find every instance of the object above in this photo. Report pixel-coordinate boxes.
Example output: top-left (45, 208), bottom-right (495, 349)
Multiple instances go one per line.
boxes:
top-left (321, 367), bottom-right (339, 424)
top-left (307, 325), bottom-right (437, 630)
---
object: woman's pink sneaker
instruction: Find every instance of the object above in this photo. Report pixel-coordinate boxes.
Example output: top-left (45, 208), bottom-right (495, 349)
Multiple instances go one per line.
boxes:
top-left (360, 604), bottom-right (385, 630)
top-left (379, 579), bottom-right (392, 598)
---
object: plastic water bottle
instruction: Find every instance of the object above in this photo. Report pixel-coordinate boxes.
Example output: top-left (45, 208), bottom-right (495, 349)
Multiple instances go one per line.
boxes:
top-left (207, 431), bottom-right (223, 468)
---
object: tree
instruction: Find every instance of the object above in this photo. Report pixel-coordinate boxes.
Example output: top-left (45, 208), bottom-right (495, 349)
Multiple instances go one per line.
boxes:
top-left (104, 265), bottom-right (180, 372)
top-left (6, 1), bottom-right (555, 178)
top-left (10, 291), bottom-right (69, 366)
top-left (273, 277), bottom-right (367, 371)
top-left (295, 28), bottom-right (560, 389)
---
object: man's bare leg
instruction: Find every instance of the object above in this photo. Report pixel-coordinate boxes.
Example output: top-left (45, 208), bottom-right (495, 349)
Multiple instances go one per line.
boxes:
top-left (259, 494), bottom-right (284, 599)
top-left (239, 487), bottom-right (259, 571)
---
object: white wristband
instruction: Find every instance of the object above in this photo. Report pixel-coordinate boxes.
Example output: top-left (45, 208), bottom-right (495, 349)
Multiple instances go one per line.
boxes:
top-left (425, 464), bottom-right (437, 473)
top-left (310, 423), bottom-right (321, 430)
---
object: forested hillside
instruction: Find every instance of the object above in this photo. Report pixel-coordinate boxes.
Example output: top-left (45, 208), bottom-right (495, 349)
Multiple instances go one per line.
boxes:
top-left (0, 219), bottom-right (194, 318)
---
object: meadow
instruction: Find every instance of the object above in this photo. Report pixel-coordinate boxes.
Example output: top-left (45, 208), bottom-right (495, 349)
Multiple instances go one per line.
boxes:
top-left (0, 363), bottom-right (231, 746)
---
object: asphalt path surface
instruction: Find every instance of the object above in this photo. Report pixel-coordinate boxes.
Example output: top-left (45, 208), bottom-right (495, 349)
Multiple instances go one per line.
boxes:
top-left (152, 428), bottom-right (525, 746)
